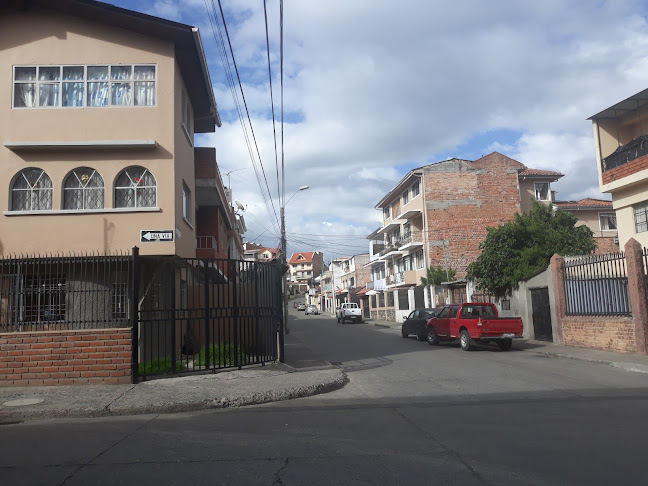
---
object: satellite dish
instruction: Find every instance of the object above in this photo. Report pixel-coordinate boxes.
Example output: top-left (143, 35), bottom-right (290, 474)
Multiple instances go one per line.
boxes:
top-left (235, 200), bottom-right (246, 211)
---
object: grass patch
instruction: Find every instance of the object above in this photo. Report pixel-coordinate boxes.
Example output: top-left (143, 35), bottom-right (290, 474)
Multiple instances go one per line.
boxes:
top-left (195, 343), bottom-right (247, 367)
top-left (138, 356), bottom-right (186, 375)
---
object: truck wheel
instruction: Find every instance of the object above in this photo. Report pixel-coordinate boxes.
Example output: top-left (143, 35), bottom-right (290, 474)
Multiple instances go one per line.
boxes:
top-left (427, 328), bottom-right (439, 346)
top-left (401, 326), bottom-right (408, 338)
top-left (460, 330), bottom-right (473, 351)
top-left (416, 325), bottom-right (426, 341)
top-left (497, 339), bottom-right (513, 351)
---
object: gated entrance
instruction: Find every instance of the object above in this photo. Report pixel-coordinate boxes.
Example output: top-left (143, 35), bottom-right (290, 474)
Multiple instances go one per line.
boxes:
top-left (134, 254), bottom-right (283, 380)
top-left (530, 287), bottom-right (553, 342)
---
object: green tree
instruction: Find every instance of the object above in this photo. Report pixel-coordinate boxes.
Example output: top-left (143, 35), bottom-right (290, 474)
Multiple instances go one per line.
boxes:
top-left (466, 201), bottom-right (596, 297)
top-left (420, 265), bottom-right (456, 285)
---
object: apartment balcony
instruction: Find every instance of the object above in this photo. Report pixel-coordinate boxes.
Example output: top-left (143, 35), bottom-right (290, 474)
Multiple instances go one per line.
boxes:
top-left (195, 236), bottom-right (220, 258)
top-left (367, 278), bottom-right (386, 291)
top-left (398, 231), bottom-right (423, 251)
top-left (386, 271), bottom-right (418, 287)
top-left (601, 134), bottom-right (648, 173)
top-left (378, 245), bottom-right (403, 260)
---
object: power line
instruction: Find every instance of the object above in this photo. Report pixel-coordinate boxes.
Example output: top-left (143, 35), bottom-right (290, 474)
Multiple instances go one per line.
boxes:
top-left (204, 0), bottom-right (280, 229)
top-left (263, 0), bottom-right (281, 205)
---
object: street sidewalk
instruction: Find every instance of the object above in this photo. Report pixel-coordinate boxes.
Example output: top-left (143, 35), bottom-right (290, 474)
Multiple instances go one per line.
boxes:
top-left (365, 317), bottom-right (648, 374)
top-left (0, 331), bottom-right (346, 424)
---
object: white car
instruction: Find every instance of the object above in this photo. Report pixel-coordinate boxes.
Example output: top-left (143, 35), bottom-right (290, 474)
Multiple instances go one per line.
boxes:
top-left (305, 305), bottom-right (319, 315)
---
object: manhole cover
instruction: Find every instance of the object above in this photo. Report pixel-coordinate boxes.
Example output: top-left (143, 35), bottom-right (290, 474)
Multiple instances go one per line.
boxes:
top-left (2, 398), bottom-right (45, 407)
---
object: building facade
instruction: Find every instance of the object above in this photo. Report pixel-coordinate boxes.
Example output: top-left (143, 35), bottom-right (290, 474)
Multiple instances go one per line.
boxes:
top-left (0, 0), bottom-right (242, 259)
top-left (553, 198), bottom-right (619, 254)
top-left (590, 88), bottom-right (648, 248)
top-left (367, 152), bottom-right (562, 321)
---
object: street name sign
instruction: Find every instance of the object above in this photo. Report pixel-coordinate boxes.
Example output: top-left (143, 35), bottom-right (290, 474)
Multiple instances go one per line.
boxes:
top-left (140, 230), bottom-right (174, 242)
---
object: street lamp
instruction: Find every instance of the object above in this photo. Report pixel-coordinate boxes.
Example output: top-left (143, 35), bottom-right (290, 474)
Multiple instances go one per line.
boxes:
top-left (280, 185), bottom-right (309, 347)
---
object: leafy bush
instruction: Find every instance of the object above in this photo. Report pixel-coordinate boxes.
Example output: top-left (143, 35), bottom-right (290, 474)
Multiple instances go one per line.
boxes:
top-left (195, 342), bottom-right (247, 367)
top-left (138, 356), bottom-right (186, 375)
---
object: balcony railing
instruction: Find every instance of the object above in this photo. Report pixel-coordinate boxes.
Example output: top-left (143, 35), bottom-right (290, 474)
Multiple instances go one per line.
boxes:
top-left (367, 279), bottom-right (386, 291)
top-left (386, 271), bottom-right (417, 286)
top-left (602, 134), bottom-right (648, 172)
top-left (379, 245), bottom-right (401, 257)
top-left (398, 231), bottom-right (423, 247)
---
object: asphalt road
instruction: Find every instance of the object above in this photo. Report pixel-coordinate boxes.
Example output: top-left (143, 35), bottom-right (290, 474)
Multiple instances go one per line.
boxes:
top-left (2, 307), bottom-right (648, 485)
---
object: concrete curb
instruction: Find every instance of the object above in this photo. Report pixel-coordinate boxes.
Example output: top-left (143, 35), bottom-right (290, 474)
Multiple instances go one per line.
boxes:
top-left (0, 367), bottom-right (348, 423)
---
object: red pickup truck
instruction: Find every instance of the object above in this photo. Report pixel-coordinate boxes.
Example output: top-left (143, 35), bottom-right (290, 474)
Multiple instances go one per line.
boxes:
top-left (426, 303), bottom-right (523, 351)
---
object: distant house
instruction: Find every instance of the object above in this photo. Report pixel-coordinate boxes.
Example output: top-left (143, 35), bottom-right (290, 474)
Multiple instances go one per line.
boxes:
top-left (257, 247), bottom-right (280, 262)
top-left (288, 251), bottom-right (324, 293)
top-left (589, 88), bottom-right (648, 248)
top-left (554, 198), bottom-right (619, 254)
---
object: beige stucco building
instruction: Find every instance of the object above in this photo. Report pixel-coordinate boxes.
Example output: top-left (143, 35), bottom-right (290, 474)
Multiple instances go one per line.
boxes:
top-left (554, 198), bottom-right (619, 254)
top-left (0, 0), bottom-right (242, 259)
top-left (590, 88), bottom-right (648, 248)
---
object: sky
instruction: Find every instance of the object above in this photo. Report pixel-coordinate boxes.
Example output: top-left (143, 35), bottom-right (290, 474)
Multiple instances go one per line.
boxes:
top-left (111, 0), bottom-right (648, 263)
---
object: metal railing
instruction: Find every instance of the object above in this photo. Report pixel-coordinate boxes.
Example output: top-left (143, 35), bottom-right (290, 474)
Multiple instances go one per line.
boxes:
top-left (0, 252), bottom-right (133, 332)
top-left (601, 134), bottom-right (648, 172)
top-left (563, 252), bottom-right (630, 316)
top-left (398, 231), bottom-right (423, 246)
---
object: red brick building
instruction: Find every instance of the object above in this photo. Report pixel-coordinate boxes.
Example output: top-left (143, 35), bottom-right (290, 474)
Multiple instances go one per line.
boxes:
top-left (373, 152), bottom-right (562, 287)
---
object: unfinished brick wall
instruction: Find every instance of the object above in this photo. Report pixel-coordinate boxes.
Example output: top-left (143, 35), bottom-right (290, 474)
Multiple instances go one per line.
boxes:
top-left (561, 316), bottom-right (637, 353)
top-left (593, 236), bottom-right (619, 255)
top-left (601, 154), bottom-right (648, 185)
top-left (0, 328), bottom-right (132, 386)
top-left (424, 152), bottom-right (524, 278)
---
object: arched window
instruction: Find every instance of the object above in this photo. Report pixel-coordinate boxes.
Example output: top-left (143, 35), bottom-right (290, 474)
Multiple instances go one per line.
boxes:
top-left (11, 169), bottom-right (53, 211)
top-left (114, 166), bottom-right (156, 208)
top-left (63, 168), bottom-right (104, 210)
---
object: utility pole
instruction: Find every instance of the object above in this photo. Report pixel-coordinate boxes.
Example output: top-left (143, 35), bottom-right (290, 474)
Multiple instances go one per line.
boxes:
top-left (280, 206), bottom-right (289, 336)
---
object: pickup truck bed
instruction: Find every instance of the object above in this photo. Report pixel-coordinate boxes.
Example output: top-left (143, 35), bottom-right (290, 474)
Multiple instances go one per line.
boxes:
top-left (426, 303), bottom-right (523, 351)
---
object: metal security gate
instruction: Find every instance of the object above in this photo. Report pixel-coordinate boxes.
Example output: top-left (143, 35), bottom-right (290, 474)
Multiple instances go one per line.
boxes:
top-left (134, 253), bottom-right (283, 381)
top-left (531, 287), bottom-right (553, 342)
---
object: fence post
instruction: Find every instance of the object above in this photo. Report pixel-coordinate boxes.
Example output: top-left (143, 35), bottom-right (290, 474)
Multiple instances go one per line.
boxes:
top-left (204, 259), bottom-right (210, 370)
top-left (550, 254), bottom-right (566, 344)
top-left (231, 259), bottom-right (240, 368)
top-left (277, 263), bottom-right (285, 363)
top-left (624, 238), bottom-right (648, 355)
top-left (170, 262), bottom-right (176, 373)
top-left (131, 246), bottom-right (140, 384)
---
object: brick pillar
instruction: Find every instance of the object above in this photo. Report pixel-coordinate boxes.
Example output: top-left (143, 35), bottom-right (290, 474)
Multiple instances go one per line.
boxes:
top-left (550, 253), bottom-right (566, 344)
top-left (624, 238), bottom-right (648, 355)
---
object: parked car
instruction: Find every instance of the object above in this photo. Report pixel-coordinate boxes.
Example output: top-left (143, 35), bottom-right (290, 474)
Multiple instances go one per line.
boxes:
top-left (426, 303), bottom-right (523, 351)
top-left (305, 305), bottom-right (319, 315)
top-left (336, 302), bottom-right (362, 323)
top-left (297, 303), bottom-right (306, 311)
top-left (401, 308), bottom-right (441, 341)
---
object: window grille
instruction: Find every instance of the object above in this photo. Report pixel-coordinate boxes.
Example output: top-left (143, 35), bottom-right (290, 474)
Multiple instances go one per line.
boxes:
top-left (63, 168), bottom-right (104, 210)
top-left (11, 169), bottom-right (53, 211)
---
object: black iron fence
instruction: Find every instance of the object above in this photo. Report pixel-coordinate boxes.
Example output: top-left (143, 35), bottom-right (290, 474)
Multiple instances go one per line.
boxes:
top-left (0, 250), bottom-right (283, 380)
top-left (0, 252), bottom-right (132, 332)
top-left (563, 252), bottom-right (631, 316)
top-left (134, 254), bottom-right (282, 380)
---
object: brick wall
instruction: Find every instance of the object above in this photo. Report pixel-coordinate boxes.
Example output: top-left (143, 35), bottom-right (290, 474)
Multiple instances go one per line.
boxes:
top-left (0, 328), bottom-right (132, 386)
top-left (424, 152), bottom-right (524, 278)
top-left (561, 316), bottom-right (637, 353)
top-left (601, 154), bottom-right (648, 185)
top-left (593, 236), bottom-right (619, 255)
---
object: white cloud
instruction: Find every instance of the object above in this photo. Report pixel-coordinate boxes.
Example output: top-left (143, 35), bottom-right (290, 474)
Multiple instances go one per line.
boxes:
top-left (113, 0), bottom-right (648, 261)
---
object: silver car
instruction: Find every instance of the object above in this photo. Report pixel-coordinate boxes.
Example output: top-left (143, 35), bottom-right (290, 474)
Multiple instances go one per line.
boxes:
top-left (304, 305), bottom-right (319, 315)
